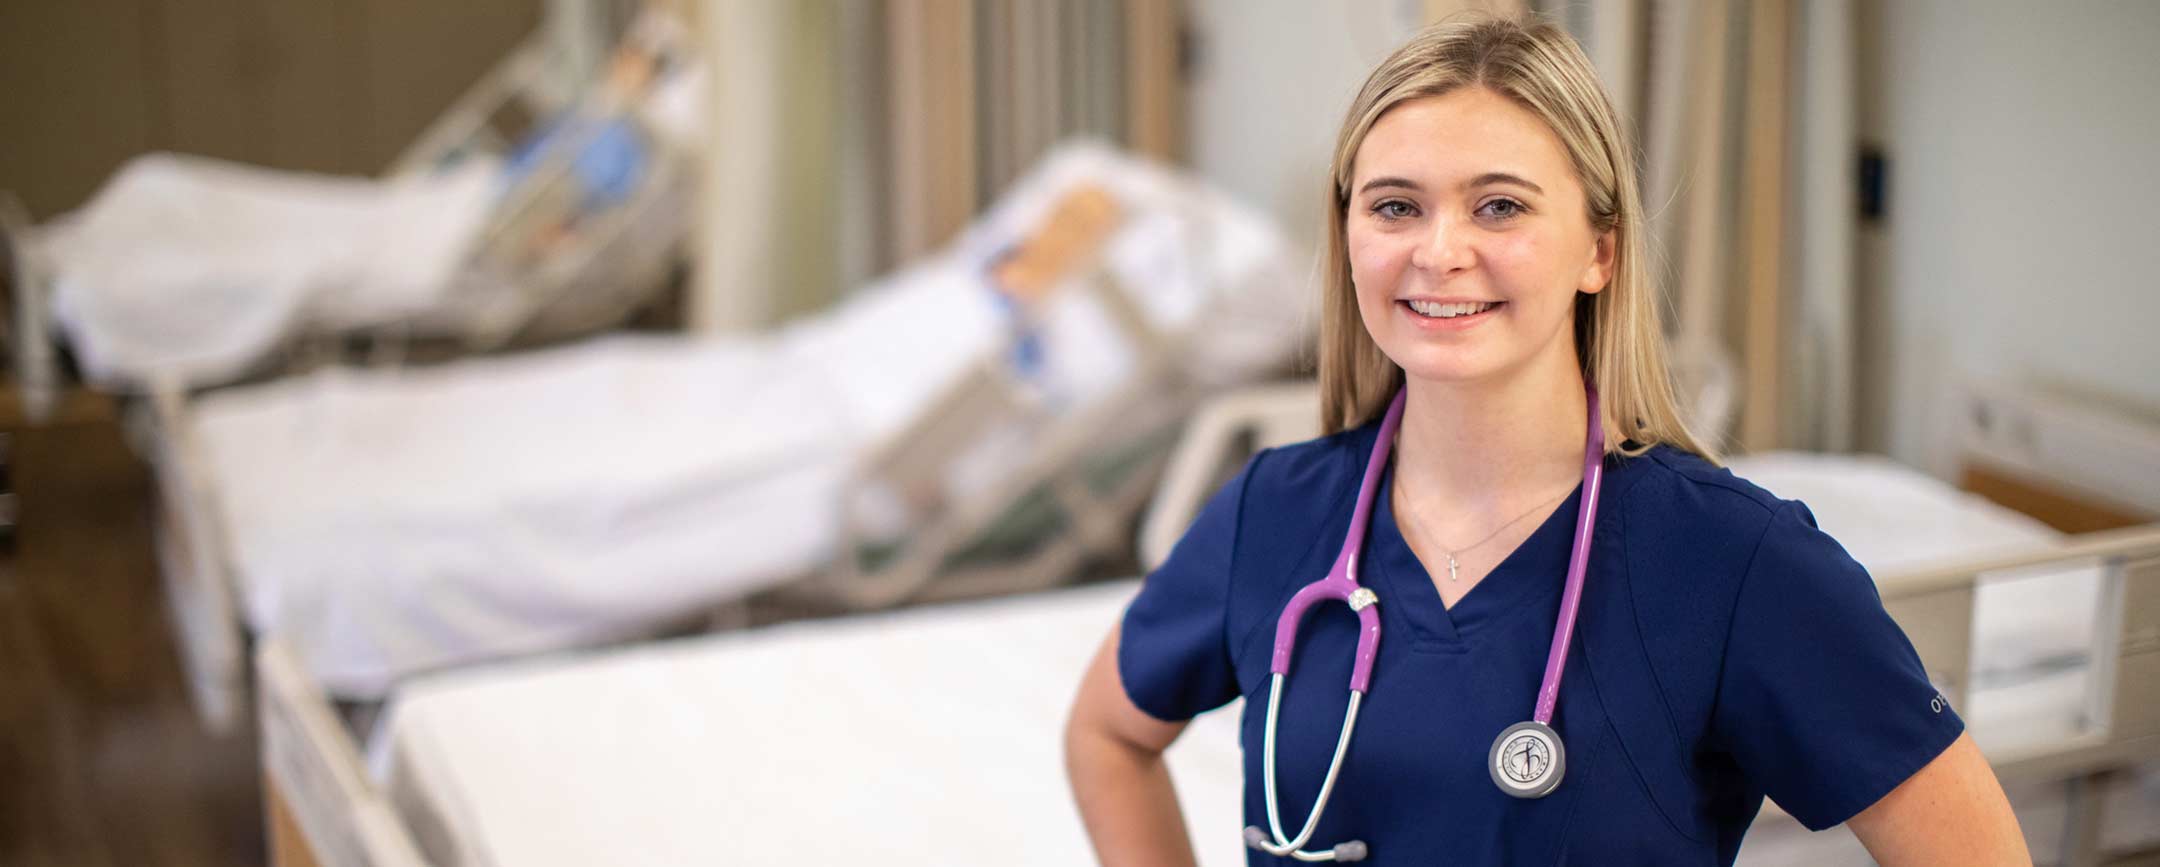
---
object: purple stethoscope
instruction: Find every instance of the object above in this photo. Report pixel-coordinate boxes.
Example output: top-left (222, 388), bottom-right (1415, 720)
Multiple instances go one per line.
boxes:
top-left (1243, 387), bottom-right (1606, 863)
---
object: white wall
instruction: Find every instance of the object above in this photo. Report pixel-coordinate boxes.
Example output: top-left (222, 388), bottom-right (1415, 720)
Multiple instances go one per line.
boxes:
top-left (1867, 1), bottom-right (2160, 474)
top-left (1182, 0), bottom-right (1426, 265)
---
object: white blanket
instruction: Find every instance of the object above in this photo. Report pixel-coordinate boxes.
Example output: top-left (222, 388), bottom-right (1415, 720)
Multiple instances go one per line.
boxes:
top-left (44, 153), bottom-right (503, 388)
top-left (195, 144), bottom-right (1304, 697)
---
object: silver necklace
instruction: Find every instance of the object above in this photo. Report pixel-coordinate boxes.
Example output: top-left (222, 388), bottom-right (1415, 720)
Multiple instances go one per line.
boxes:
top-left (1397, 476), bottom-right (1572, 582)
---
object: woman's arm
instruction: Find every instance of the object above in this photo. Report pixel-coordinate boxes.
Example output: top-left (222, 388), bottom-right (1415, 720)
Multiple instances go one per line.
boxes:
top-left (1065, 625), bottom-right (1198, 867)
top-left (1845, 732), bottom-right (2030, 866)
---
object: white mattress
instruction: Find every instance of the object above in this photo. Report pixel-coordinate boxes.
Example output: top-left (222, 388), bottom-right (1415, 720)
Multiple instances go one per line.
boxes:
top-left (374, 581), bottom-right (1251, 867)
top-left (370, 454), bottom-right (2156, 865)
top-left (193, 144), bottom-right (1305, 698)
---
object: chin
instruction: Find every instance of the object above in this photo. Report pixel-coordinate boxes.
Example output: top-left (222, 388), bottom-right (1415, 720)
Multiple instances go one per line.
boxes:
top-left (1378, 325), bottom-right (1579, 392)
top-left (1388, 349), bottom-right (1508, 386)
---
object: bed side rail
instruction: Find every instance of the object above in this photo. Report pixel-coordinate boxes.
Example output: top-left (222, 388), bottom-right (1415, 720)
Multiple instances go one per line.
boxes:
top-left (147, 379), bottom-right (253, 734)
top-left (450, 12), bottom-right (695, 351)
top-left (1138, 380), bottom-right (1320, 572)
top-left (388, 34), bottom-right (562, 179)
top-left (257, 640), bottom-right (430, 867)
top-left (819, 259), bottom-right (1196, 610)
top-left (822, 352), bottom-right (1186, 609)
top-left (1876, 524), bottom-right (2160, 780)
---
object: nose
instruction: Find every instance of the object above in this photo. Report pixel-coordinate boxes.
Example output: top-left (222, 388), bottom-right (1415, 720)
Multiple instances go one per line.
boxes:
top-left (1408, 215), bottom-right (1474, 276)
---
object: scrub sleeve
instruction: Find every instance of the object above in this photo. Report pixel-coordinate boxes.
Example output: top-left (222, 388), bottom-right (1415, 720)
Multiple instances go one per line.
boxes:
top-left (1710, 501), bottom-right (1969, 830)
top-left (1118, 458), bottom-right (1255, 722)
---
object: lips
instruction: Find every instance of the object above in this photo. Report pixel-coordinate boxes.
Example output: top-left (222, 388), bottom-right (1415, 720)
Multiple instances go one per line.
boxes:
top-left (1398, 299), bottom-right (1505, 329)
top-left (1404, 299), bottom-right (1502, 319)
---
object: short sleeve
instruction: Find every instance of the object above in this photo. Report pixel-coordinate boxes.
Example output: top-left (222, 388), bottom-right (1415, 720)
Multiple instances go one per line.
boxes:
top-left (1116, 456), bottom-right (1256, 722)
top-left (1710, 501), bottom-right (1966, 830)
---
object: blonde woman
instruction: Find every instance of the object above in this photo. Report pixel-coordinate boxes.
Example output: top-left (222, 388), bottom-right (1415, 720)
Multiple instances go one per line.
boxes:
top-left (1066, 17), bottom-right (2028, 866)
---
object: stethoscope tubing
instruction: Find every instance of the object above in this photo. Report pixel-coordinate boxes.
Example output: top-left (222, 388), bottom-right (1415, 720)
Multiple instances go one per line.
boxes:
top-left (1246, 386), bottom-right (1604, 861)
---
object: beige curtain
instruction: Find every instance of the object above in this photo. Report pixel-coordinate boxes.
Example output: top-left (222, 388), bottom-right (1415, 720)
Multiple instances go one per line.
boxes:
top-left (1425, 0), bottom-right (1534, 23)
top-left (692, 1), bottom-right (848, 332)
top-left (693, 0), bottom-right (1186, 333)
top-left (883, 0), bottom-right (1184, 265)
top-left (1549, 0), bottom-right (1857, 453)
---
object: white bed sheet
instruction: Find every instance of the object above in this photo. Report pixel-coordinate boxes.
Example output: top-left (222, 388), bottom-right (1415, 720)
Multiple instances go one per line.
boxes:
top-left (197, 144), bottom-right (1304, 698)
top-left (198, 333), bottom-right (861, 697)
top-left (44, 153), bottom-right (504, 388)
top-left (374, 581), bottom-right (1250, 867)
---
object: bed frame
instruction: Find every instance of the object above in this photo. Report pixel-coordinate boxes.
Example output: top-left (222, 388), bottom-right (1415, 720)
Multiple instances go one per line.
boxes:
top-left (249, 263), bottom-right (1220, 867)
top-left (257, 379), bottom-right (2160, 867)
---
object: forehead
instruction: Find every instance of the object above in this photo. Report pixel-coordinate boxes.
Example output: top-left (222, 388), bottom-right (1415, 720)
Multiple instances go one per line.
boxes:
top-left (1351, 88), bottom-right (1578, 191)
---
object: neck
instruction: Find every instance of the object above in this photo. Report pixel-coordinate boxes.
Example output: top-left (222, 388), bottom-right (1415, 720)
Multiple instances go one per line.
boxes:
top-left (1392, 349), bottom-right (1589, 512)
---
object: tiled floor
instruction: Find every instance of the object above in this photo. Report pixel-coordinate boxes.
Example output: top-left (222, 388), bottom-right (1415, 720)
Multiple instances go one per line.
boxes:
top-left (0, 399), bottom-right (263, 866)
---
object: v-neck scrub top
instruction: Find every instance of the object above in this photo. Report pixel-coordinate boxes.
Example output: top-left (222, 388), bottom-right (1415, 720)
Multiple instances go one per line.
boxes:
top-left (1119, 421), bottom-right (1964, 866)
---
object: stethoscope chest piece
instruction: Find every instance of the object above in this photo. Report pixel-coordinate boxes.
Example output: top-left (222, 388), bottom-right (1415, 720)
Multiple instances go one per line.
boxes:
top-left (1247, 387), bottom-right (1603, 857)
top-left (1488, 720), bottom-right (1565, 798)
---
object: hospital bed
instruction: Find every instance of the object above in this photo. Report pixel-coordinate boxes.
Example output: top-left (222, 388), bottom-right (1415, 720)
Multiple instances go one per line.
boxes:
top-left (254, 380), bottom-right (2160, 867)
top-left (152, 143), bottom-right (1306, 735)
top-left (0, 6), bottom-right (700, 413)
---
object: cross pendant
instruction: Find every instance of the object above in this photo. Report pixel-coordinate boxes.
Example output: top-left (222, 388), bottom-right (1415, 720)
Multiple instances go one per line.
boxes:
top-left (1447, 555), bottom-right (1460, 582)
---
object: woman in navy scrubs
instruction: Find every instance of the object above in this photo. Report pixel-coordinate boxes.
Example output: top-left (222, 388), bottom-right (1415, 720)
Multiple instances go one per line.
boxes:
top-left (1065, 17), bottom-right (2030, 866)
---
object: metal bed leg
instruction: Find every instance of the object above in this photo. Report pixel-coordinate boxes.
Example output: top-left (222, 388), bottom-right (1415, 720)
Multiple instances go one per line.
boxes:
top-left (2, 193), bottom-right (58, 425)
top-left (2060, 769), bottom-right (2113, 867)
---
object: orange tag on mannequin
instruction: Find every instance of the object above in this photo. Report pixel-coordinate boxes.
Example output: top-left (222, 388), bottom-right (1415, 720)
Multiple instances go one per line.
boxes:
top-left (990, 184), bottom-right (1124, 303)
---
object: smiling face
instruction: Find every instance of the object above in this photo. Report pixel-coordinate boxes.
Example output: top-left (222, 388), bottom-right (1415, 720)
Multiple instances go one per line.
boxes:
top-left (1345, 87), bottom-right (1614, 388)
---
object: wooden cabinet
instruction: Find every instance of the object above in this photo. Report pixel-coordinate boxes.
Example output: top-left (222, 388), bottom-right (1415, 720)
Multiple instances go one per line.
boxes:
top-left (0, 0), bottom-right (540, 220)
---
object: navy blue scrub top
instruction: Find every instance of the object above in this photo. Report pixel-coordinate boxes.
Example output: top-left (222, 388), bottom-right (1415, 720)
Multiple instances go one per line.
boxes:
top-left (1120, 420), bottom-right (1964, 866)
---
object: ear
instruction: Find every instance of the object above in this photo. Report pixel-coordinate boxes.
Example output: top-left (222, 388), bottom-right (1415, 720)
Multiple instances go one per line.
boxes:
top-left (1579, 229), bottom-right (1616, 294)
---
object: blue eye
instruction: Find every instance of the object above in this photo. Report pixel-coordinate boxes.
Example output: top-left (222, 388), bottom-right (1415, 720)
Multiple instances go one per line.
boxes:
top-left (1478, 198), bottom-right (1526, 219)
top-left (1372, 200), bottom-right (1418, 221)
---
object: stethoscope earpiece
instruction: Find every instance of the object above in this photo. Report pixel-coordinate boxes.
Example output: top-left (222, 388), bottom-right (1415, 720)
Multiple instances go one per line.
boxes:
top-left (1244, 826), bottom-right (1369, 862)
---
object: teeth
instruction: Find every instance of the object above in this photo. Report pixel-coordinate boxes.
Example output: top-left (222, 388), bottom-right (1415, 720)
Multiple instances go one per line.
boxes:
top-left (1407, 300), bottom-right (1498, 318)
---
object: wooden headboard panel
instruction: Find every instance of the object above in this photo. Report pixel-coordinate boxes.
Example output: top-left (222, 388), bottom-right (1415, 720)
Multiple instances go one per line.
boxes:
top-left (1955, 381), bottom-right (2160, 534)
top-left (1960, 463), bottom-right (2149, 535)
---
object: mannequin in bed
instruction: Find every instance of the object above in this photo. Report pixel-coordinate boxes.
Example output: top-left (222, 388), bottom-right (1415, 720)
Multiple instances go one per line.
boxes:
top-left (188, 143), bottom-right (1310, 698)
top-left (1064, 16), bottom-right (2030, 867)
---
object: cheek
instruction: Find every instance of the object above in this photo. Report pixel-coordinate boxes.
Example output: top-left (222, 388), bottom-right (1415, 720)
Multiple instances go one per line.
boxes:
top-left (1486, 231), bottom-right (1580, 303)
top-left (1346, 232), bottom-right (1407, 299)
top-left (1484, 232), bottom-right (1546, 281)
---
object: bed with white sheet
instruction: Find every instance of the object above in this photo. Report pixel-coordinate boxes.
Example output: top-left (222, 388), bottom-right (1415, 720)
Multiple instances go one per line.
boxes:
top-left (164, 143), bottom-right (1306, 722)
top-left (369, 581), bottom-right (1246, 867)
top-left (7, 8), bottom-right (701, 398)
top-left (294, 440), bottom-right (2160, 867)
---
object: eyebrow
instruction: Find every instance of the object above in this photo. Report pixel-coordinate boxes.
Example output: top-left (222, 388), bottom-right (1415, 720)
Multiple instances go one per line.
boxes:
top-left (1356, 172), bottom-right (1546, 197)
top-left (1357, 176), bottom-right (1423, 196)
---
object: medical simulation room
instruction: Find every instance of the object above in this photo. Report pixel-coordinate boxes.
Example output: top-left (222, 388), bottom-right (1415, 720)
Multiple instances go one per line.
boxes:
top-left (0, 0), bottom-right (2155, 864)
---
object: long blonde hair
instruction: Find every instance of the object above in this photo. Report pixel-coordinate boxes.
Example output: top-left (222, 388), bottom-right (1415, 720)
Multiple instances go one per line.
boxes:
top-left (1318, 16), bottom-right (1713, 461)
